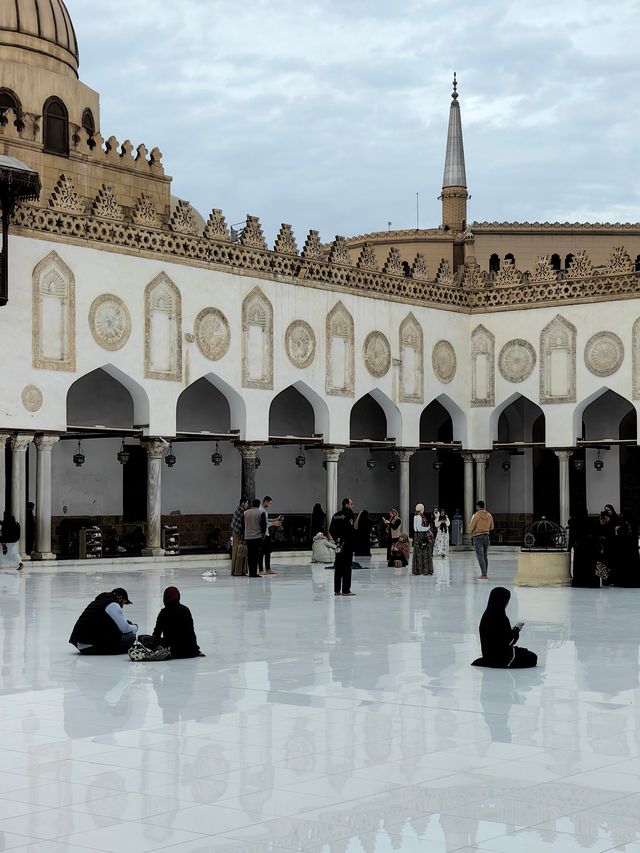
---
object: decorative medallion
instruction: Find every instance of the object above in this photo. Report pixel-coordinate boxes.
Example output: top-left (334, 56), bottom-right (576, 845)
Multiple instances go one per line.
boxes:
top-left (584, 331), bottom-right (624, 377)
top-left (498, 339), bottom-right (536, 383)
top-left (194, 308), bottom-right (230, 361)
top-left (285, 320), bottom-right (316, 369)
top-left (432, 340), bottom-right (457, 384)
top-left (89, 294), bottom-right (131, 351)
top-left (21, 385), bottom-right (42, 413)
top-left (363, 331), bottom-right (391, 378)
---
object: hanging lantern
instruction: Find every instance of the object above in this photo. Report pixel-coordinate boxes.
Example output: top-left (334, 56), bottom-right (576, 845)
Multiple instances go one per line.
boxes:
top-left (388, 460), bottom-right (397, 473)
top-left (366, 450), bottom-right (376, 470)
top-left (117, 440), bottom-right (130, 465)
top-left (573, 457), bottom-right (585, 471)
top-left (73, 440), bottom-right (85, 467)
top-left (433, 460), bottom-right (442, 472)
top-left (594, 451), bottom-right (604, 472)
top-left (295, 445), bottom-right (306, 468)
top-left (211, 442), bottom-right (223, 466)
top-left (502, 453), bottom-right (511, 472)
top-left (255, 452), bottom-right (261, 469)
top-left (165, 442), bottom-right (176, 468)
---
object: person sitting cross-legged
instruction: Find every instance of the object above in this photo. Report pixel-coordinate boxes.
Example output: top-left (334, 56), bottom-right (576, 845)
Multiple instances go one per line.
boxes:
top-left (69, 588), bottom-right (137, 655)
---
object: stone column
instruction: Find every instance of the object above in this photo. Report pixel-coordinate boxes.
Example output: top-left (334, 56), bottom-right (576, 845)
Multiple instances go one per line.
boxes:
top-left (237, 444), bottom-right (259, 503)
top-left (555, 450), bottom-right (573, 530)
top-left (0, 433), bottom-right (10, 518)
top-left (32, 434), bottom-right (59, 560)
top-left (462, 452), bottom-right (475, 545)
top-left (473, 452), bottom-right (490, 505)
top-left (9, 434), bottom-right (34, 559)
top-left (323, 447), bottom-right (345, 524)
top-left (141, 438), bottom-right (165, 557)
top-left (395, 450), bottom-right (415, 534)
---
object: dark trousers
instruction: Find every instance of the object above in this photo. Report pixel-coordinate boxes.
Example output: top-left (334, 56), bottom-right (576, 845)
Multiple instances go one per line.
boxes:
top-left (474, 534), bottom-right (490, 576)
top-left (246, 539), bottom-right (262, 577)
top-left (259, 536), bottom-right (271, 572)
top-left (78, 631), bottom-right (136, 655)
top-left (334, 549), bottom-right (353, 594)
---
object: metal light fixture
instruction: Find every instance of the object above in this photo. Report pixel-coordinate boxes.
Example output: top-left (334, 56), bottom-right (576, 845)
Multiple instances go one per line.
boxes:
top-left (594, 451), bottom-right (604, 472)
top-left (573, 457), bottom-right (585, 471)
top-left (117, 440), bottom-right (130, 465)
top-left (165, 442), bottom-right (176, 468)
top-left (211, 442), bottom-right (223, 466)
top-left (388, 460), bottom-right (398, 473)
top-left (366, 450), bottom-right (376, 470)
top-left (295, 445), bottom-right (306, 468)
top-left (502, 453), bottom-right (511, 472)
top-left (73, 440), bottom-right (85, 467)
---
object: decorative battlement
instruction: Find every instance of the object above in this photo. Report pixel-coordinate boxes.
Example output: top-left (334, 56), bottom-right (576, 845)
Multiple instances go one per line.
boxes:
top-left (472, 220), bottom-right (640, 232)
top-left (11, 189), bottom-right (640, 314)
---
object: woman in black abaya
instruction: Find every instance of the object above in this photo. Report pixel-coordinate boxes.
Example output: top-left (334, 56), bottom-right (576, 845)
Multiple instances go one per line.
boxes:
top-left (472, 587), bottom-right (537, 669)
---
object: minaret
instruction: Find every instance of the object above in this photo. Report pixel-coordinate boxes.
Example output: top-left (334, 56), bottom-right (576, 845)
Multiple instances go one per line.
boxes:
top-left (440, 73), bottom-right (468, 232)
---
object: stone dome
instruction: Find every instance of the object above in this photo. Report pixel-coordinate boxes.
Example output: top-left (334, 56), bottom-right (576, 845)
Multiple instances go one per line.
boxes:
top-left (0, 0), bottom-right (78, 75)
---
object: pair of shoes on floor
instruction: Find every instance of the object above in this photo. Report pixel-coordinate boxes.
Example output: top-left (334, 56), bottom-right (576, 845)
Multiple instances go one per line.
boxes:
top-left (475, 575), bottom-right (488, 580)
top-left (202, 569), bottom-right (216, 578)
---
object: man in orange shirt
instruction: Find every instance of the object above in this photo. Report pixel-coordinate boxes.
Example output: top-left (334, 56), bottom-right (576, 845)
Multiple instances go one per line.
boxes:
top-left (469, 500), bottom-right (494, 580)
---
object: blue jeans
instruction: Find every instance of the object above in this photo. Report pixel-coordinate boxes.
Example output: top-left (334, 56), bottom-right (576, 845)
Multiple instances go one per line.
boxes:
top-left (473, 534), bottom-right (490, 576)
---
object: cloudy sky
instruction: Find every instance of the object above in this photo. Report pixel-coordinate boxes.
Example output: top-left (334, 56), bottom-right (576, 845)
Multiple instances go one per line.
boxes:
top-left (69, 0), bottom-right (640, 243)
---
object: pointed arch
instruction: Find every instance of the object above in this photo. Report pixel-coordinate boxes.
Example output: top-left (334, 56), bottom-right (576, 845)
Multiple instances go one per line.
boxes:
top-left (242, 286), bottom-right (273, 389)
top-left (430, 393), bottom-right (467, 444)
top-left (399, 312), bottom-right (423, 403)
top-left (32, 250), bottom-right (76, 372)
top-left (471, 324), bottom-right (495, 407)
top-left (540, 314), bottom-right (576, 404)
top-left (144, 272), bottom-right (182, 381)
top-left (292, 380), bottom-right (330, 437)
top-left (350, 388), bottom-right (401, 443)
top-left (66, 365), bottom-right (149, 429)
top-left (326, 301), bottom-right (354, 396)
top-left (490, 392), bottom-right (544, 443)
top-left (269, 382), bottom-right (329, 438)
top-left (573, 386), bottom-right (634, 442)
top-left (177, 373), bottom-right (246, 437)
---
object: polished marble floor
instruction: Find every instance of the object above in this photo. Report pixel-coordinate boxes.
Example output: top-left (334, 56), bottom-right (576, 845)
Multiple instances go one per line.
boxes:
top-left (1, 552), bottom-right (640, 851)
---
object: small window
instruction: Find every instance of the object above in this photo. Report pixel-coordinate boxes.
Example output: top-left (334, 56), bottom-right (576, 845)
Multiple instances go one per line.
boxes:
top-left (504, 252), bottom-right (515, 265)
top-left (81, 108), bottom-right (95, 136)
top-left (634, 255), bottom-right (640, 273)
top-left (565, 253), bottom-right (574, 270)
top-left (43, 97), bottom-right (69, 155)
top-left (550, 253), bottom-right (561, 271)
top-left (489, 253), bottom-right (500, 273)
top-left (401, 261), bottom-right (411, 278)
top-left (0, 88), bottom-right (22, 128)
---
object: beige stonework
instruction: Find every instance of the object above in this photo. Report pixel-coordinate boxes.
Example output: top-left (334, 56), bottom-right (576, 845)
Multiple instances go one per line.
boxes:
top-left (144, 272), bottom-right (182, 381)
top-left (194, 307), bottom-right (231, 362)
top-left (241, 286), bottom-right (273, 390)
top-left (399, 313), bottom-right (424, 403)
top-left (285, 320), bottom-right (316, 369)
top-left (363, 331), bottom-right (391, 378)
top-left (89, 294), bottom-right (131, 351)
top-left (326, 302), bottom-right (354, 397)
top-left (21, 385), bottom-right (43, 412)
top-left (540, 315), bottom-right (576, 404)
top-left (32, 250), bottom-right (76, 372)
top-left (432, 340), bottom-right (457, 384)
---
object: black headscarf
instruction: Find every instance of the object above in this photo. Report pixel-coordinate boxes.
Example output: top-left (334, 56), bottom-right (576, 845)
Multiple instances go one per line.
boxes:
top-left (477, 587), bottom-right (517, 667)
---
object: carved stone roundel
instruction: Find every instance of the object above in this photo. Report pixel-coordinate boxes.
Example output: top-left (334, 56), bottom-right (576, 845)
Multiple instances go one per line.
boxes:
top-left (363, 331), bottom-right (391, 378)
top-left (21, 385), bottom-right (43, 412)
top-left (194, 308), bottom-right (230, 361)
top-left (584, 331), bottom-right (624, 377)
top-left (498, 339), bottom-right (536, 383)
top-left (285, 320), bottom-right (316, 369)
top-left (432, 340), bottom-right (456, 383)
top-left (89, 294), bottom-right (131, 351)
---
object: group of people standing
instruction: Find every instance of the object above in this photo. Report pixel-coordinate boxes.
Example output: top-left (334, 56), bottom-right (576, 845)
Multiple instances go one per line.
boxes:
top-left (569, 503), bottom-right (640, 587)
top-left (411, 505), bottom-right (452, 575)
top-left (230, 496), bottom-right (282, 578)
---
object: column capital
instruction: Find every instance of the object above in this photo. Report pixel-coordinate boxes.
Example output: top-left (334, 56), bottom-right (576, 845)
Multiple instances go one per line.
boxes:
top-left (462, 451), bottom-right (475, 463)
top-left (395, 449), bottom-right (415, 463)
top-left (9, 434), bottom-right (34, 453)
top-left (323, 446), bottom-right (345, 464)
top-left (472, 452), bottom-right (491, 463)
top-left (554, 449), bottom-right (574, 461)
top-left (34, 434), bottom-right (60, 451)
top-left (141, 437), bottom-right (167, 459)
top-left (236, 444), bottom-right (259, 461)
top-left (0, 432), bottom-right (12, 445)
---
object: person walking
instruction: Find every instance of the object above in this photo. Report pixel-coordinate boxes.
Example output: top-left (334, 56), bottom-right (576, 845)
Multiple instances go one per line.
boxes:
top-left (244, 499), bottom-right (266, 578)
top-left (230, 497), bottom-right (248, 576)
top-left (412, 504), bottom-right (434, 576)
top-left (329, 497), bottom-right (356, 596)
top-left (433, 508), bottom-right (451, 558)
top-left (469, 500), bottom-right (494, 579)
top-left (472, 587), bottom-right (537, 668)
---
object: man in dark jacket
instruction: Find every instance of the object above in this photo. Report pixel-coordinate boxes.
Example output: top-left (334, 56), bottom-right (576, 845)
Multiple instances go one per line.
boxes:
top-left (329, 497), bottom-right (356, 596)
top-left (69, 588), bottom-right (138, 654)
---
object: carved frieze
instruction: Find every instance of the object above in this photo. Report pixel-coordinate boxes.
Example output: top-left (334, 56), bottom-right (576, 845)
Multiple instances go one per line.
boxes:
top-left (49, 174), bottom-right (85, 214)
top-left (32, 251), bottom-right (76, 372)
top-left (363, 331), bottom-right (391, 378)
top-left (498, 339), bottom-right (536, 383)
top-left (194, 308), bottom-right (230, 361)
top-left (285, 320), bottom-right (316, 369)
top-left (584, 331), bottom-right (624, 377)
top-left (144, 272), bottom-right (182, 381)
top-left (326, 302), bottom-right (354, 396)
top-left (92, 185), bottom-right (124, 221)
top-left (274, 224), bottom-right (298, 256)
top-left (432, 340), bottom-right (457, 384)
top-left (242, 286), bottom-right (273, 389)
top-left (133, 192), bottom-right (161, 228)
top-left (89, 294), bottom-right (131, 351)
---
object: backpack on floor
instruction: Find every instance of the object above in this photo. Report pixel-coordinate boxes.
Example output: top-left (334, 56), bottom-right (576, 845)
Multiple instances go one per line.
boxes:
top-left (128, 636), bottom-right (171, 662)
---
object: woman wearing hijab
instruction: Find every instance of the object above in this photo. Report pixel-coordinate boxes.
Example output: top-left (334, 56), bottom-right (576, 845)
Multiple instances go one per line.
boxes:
top-left (354, 509), bottom-right (372, 557)
top-left (383, 508), bottom-right (402, 562)
top-left (412, 503), bottom-right (434, 576)
top-left (152, 587), bottom-right (204, 659)
top-left (0, 512), bottom-right (22, 570)
top-left (568, 506), bottom-right (598, 587)
top-left (472, 587), bottom-right (537, 668)
top-left (310, 503), bottom-right (326, 538)
top-left (433, 508), bottom-right (451, 558)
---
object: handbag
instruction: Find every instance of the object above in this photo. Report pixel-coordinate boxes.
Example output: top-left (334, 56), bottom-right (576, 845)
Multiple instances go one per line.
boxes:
top-left (420, 528), bottom-right (434, 547)
top-left (128, 637), bottom-right (171, 662)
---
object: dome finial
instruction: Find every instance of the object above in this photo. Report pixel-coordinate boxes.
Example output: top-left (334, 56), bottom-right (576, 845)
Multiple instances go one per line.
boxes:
top-left (452, 72), bottom-right (458, 101)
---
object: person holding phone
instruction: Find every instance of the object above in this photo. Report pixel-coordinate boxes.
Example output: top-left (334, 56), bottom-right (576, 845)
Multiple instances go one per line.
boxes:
top-left (472, 587), bottom-right (537, 668)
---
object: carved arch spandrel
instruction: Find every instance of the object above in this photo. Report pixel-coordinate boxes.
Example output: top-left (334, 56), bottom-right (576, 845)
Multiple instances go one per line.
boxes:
top-left (326, 301), bottom-right (354, 397)
top-left (32, 250), bottom-right (76, 372)
top-left (241, 286), bottom-right (273, 390)
top-left (539, 314), bottom-right (576, 404)
top-left (471, 324), bottom-right (495, 407)
top-left (399, 312), bottom-right (423, 403)
top-left (144, 272), bottom-right (182, 381)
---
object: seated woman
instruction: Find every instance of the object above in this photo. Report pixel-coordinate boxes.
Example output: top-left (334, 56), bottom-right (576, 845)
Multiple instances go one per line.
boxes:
top-left (389, 533), bottom-right (410, 567)
top-left (152, 587), bottom-right (204, 659)
top-left (311, 532), bottom-right (337, 563)
top-left (472, 587), bottom-right (537, 668)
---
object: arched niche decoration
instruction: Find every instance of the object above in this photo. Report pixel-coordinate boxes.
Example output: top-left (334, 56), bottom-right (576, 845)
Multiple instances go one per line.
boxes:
top-left (144, 272), bottom-right (182, 381)
top-left (32, 250), bottom-right (75, 372)
top-left (241, 286), bottom-right (273, 389)
top-left (540, 314), bottom-right (576, 404)
top-left (633, 318), bottom-right (640, 400)
top-left (399, 312), bottom-right (423, 403)
top-left (471, 324), bottom-right (495, 407)
top-left (326, 301), bottom-right (354, 397)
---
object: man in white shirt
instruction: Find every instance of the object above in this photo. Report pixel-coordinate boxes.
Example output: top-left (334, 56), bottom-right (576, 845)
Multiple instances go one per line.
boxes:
top-left (69, 587), bottom-right (138, 654)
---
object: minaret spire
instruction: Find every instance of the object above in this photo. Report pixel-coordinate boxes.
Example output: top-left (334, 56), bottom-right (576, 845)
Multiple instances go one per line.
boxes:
top-left (441, 72), bottom-right (469, 231)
